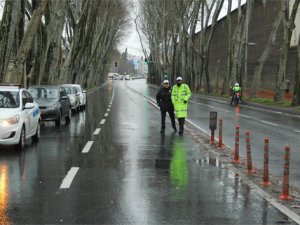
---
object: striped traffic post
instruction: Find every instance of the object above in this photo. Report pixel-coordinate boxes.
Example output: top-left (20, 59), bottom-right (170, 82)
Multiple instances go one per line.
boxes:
top-left (279, 146), bottom-right (292, 200)
top-left (261, 138), bottom-right (271, 186)
top-left (246, 131), bottom-right (255, 174)
top-left (217, 119), bottom-right (223, 149)
top-left (232, 125), bottom-right (240, 163)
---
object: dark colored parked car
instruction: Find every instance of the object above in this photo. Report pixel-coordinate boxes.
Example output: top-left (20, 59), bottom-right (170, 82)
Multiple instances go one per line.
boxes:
top-left (28, 85), bottom-right (71, 126)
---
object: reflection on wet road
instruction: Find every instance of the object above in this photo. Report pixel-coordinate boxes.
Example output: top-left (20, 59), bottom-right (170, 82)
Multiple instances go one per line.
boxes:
top-left (0, 81), bottom-right (296, 224)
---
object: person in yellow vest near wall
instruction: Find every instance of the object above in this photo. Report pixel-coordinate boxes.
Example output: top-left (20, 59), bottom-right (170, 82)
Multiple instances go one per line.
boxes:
top-left (171, 77), bottom-right (191, 135)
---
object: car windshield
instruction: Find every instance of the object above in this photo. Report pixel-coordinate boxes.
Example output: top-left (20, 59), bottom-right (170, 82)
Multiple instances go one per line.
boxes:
top-left (0, 91), bottom-right (20, 108)
top-left (29, 87), bottom-right (59, 99)
top-left (64, 86), bottom-right (73, 94)
top-left (74, 86), bottom-right (82, 93)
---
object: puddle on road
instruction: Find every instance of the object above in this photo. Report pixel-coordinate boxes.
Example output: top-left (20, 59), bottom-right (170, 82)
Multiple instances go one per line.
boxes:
top-left (155, 156), bottom-right (224, 169)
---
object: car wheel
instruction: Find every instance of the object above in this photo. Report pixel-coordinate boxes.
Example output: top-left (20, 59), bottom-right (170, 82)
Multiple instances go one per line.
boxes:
top-left (32, 121), bottom-right (40, 142)
top-left (16, 126), bottom-right (25, 150)
top-left (65, 108), bottom-right (71, 122)
top-left (55, 111), bottom-right (61, 126)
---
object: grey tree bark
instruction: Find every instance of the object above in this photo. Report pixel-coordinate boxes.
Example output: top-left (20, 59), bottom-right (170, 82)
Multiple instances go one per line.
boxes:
top-left (274, 0), bottom-right (300, 102)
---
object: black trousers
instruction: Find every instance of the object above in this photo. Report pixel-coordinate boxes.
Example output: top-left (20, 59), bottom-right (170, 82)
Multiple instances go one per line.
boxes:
top-left (178, 118), bottom-right (185, 133)
top-left (161, 108), bottom-right (176, 130)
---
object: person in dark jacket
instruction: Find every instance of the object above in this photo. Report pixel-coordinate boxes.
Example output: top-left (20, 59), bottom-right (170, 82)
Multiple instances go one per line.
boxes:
top-left (156, 80), bottom-right (177, 133)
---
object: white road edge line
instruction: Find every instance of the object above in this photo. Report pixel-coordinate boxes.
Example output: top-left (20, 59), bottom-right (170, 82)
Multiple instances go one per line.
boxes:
top-left (82, 141), bottom-right (94, 153)
top-left (100, 119), bottom-right (106, 125)
top-left (260, 120), bottom-right (279, 127)
top-left (104, 113), bottom-right (109, 117)
top-left (249, 182), bottom-right (300, 225)
top-left (60, 167), bottom-right (79, 189)
top-left (93, 128), bottom-right (101, 135)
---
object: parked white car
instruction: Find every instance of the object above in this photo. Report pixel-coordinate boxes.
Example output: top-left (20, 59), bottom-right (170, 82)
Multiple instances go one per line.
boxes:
top-left (72, 84), bottom-right (86, 111)
top-left (0, 85), bottom-right (41, 150)
top-left (62, 85), bottom-right (79, 112)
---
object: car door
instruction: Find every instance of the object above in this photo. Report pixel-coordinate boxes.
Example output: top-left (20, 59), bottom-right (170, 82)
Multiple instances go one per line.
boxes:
top-left (25, 90), bottom-right (39, 136)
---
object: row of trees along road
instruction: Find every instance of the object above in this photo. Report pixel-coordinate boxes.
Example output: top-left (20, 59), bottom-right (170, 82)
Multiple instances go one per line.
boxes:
top-left (0, 0), bottom-right (130, 88)
top-left (137, 0), bottom-right (300, 105)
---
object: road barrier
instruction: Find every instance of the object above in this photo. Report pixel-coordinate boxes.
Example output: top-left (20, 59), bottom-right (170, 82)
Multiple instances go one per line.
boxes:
top-left (218, 119), bottom-right (224, 149)
top-left (232, 125), bottom-right (240, 164)
top-left (280, 146), bottom-right (292, 200)
top-left (246, 131), bottom-right (256, 174)
top-left (261, 138), bottom-right (271, 186)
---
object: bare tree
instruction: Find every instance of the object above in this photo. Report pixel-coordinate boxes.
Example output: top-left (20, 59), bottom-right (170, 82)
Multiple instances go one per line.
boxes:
top-left (274, 0), bottom-right (300, 102)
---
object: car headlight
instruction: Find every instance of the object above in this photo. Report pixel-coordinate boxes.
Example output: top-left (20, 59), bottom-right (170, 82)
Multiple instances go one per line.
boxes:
top-left (0, 115), bottom-right (20, 127)
top-left (47, 104), bottom-right (56, 110)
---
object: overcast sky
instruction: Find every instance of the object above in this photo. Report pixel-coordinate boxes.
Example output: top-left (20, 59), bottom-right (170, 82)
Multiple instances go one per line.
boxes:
top-left (118, 0), bottom-right (247, 58)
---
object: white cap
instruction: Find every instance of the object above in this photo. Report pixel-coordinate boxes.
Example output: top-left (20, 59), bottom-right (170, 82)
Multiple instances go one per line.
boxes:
top-left (235, 82), bottom-right (239, 86)
top-left (163, 80), bottom-right (169, 84)
top-left (176, 77), bottom-right (183, 81)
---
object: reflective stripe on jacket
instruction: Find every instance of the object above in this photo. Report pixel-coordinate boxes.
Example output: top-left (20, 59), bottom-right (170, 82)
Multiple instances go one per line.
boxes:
top-left (171, 84), bottom-right (191, 118)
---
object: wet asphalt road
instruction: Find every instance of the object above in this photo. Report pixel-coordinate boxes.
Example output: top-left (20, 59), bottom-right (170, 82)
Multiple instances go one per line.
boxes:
top-left (127, 80), bottom-right (300, 188)
top-left (0, 80), bottom-right (296, 224)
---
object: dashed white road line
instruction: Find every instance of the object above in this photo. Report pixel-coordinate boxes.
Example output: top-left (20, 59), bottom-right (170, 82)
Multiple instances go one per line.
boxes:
top-left (93, 128), bottom-right (101, 135)
top-left (104, 113), bottom-right (109, 117)
top-left (100, 119), bottom-right (106, 125)
top-left (238, 114), bottom-right (251, 118)
top-left (293, 130), bottom-right (300, 133)
top-left (260, 120), bottom-right (279, 127)
top-left (60, 167), bottom-right (79, 189)
top-left (82, 141), bottom-right (94, 153)
top-left (107, 108), bottom-right (111, 112)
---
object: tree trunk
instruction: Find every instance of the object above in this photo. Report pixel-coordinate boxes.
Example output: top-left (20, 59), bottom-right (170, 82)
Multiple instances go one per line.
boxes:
top-left (251, 10), bottom-right (282, 97)
top-left (292, 32), bottom-right (300, 106)
top-left (10, 0), bottom-right (49, 84)
top-left (274, 0), bottom-right (300, 102)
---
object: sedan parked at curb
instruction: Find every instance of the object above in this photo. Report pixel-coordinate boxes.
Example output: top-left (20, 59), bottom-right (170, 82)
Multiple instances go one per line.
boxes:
top-left (0, 84), bottom-right (41, 150)
top-left (28, 85), bottom-right (71, 126)
top-left (62, 85), bottom-right (79, 112)
top-left (72, 84), bottom-right (86, 111)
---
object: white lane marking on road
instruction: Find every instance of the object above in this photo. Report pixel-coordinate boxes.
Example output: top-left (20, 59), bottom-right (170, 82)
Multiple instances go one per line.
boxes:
top-left (239, 114), bottom-right (251, 118)
top-left (60, 167), bottom-right (79, 189)
top-left (293, 130), bottom-right (300, 133)
top-left (100, 119), bottom-right (106, 125)
top-left (260, 120), bottom-right (279, 127)
top-left (104, 113), bottom-right (109, 117)
top-left (93, 128), bottom-right (101, 135)
top-left (107, 108), bottom-right (111, 112)
top-left (82, 141), bottom-right (94, 153)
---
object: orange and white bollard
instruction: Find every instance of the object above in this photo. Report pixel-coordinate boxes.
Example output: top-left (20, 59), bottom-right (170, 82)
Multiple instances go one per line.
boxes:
top-left (279, 146), bottom-right (292, 200)
top-left (246, 131), bottom-right (255, 174)
top-left (211, 130), bottom-right (215, 144)
top-left (218, 119), bottom-right (224, 149)
top-left (232, 125), bottom-right (240, 164)
top-left (261, 138), bottom-right (271, 186)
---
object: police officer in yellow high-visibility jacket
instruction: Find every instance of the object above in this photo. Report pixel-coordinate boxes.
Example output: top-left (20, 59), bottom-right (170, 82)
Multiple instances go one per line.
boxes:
top-left (171, 77), bottom-right (191, 135)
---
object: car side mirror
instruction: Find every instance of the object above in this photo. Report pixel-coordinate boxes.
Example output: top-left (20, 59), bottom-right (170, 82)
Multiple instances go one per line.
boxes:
top-left (24, 103), bottom-right (35, 109)
top-left (83, 90), bottom-right (86, 93)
